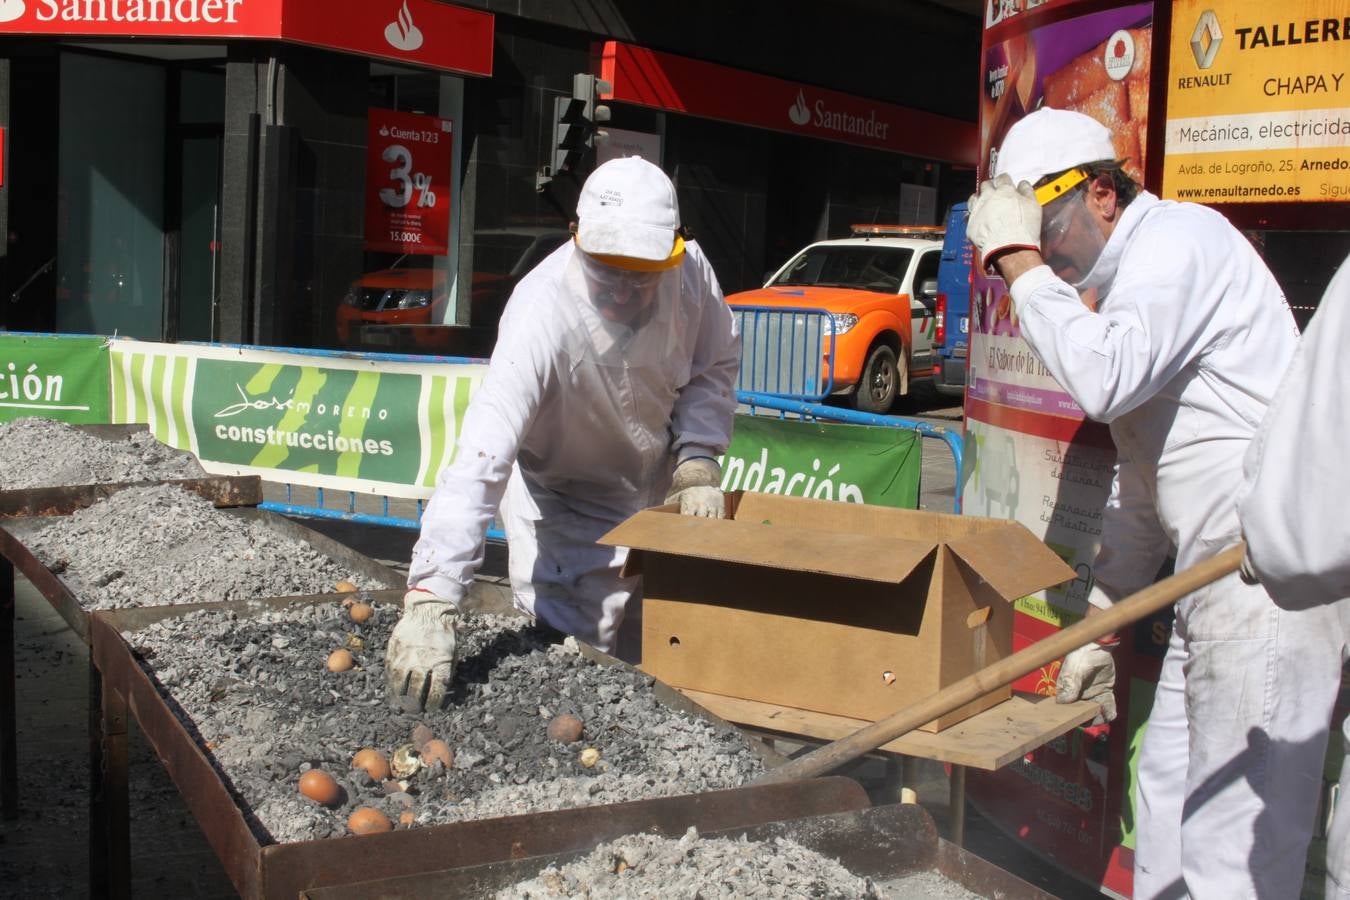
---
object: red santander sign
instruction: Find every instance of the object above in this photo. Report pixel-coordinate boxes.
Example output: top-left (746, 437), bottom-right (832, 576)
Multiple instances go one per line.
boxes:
top-left (364, 108), bottom-right (453, 256)
top-left (0, 0), bottom-right (493, 77)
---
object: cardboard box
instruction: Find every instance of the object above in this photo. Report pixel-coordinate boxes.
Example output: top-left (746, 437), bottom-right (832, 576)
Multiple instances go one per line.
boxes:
top-left (601, 492), bottom-right (1075, 732)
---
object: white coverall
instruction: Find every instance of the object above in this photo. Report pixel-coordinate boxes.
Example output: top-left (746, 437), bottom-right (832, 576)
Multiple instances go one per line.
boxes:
top-left (407, 240), bottom-right (739, 657)
top-left (1007, 190), bottom-right (1337, 898)
top-left (1237, 255), bottom-right (1350, 900)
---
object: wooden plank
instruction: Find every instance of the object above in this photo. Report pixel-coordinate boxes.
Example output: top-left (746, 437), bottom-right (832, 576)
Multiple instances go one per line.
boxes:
top-left (680, 689), bottom-right (1101, 770)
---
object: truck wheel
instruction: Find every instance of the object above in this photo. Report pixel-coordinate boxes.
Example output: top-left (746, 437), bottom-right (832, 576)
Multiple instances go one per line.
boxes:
top-left (853, 345), bottom-right (898, 413)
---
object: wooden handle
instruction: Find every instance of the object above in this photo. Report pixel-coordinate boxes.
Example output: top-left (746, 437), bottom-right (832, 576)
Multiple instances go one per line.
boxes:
top-left (756, 543), bottom-right (1246, 784)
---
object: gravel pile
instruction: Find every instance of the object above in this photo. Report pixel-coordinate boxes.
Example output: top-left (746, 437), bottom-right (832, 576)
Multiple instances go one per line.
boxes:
top-left (0, 417), bottom-right (206, 488)
top-left (499, 826), bottom-right (883, 899)
top-left (125, 600), bottom-right (766, 843)
top-left (26, 484), bottom-right (396, 609)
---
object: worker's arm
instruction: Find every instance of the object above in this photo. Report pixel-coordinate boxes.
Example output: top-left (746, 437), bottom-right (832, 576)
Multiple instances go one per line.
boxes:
top-left (406, 293), bottom-right (552, 604)
top-left (669, 242), bottom-right (741, 463)
top-left (1005, 212), bottom-right (1227, 423)
top-left (1238, 259), bottom-right (1350, 608)
top-left (1090, 455), bottom-right (1174, 608)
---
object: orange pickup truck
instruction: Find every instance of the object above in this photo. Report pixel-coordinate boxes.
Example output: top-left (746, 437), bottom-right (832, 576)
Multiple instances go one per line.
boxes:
top-left (726, 225), bottom-right (943, 413)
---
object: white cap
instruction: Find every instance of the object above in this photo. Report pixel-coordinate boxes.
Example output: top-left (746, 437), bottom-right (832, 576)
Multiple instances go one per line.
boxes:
top-left (576, 157), bottom-right (680, 262)
top-left (993, 107), bottom-right (1118, 187)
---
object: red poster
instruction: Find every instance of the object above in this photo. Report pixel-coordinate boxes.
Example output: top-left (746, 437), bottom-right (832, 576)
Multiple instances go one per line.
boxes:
top-left (364, 108), bottom-right (452, 256)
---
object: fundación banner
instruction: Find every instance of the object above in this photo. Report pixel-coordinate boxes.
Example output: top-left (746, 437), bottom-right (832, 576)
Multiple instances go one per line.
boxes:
top-left (108, 340), bottom-right (487, 498)
top-left (720, 413), bottom-right (921, 509)
top-left (0, 333), bottom-right (110, 424)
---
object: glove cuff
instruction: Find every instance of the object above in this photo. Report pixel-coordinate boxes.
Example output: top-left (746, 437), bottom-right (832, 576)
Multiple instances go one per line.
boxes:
top-left (402, 588), bottom-right (461, 630)
top-left (670, 457), bottom-right (721, 492)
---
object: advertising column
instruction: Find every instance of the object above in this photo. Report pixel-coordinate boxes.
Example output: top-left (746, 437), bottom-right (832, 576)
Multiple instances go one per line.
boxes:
top-left (964, 3), bottom-right (1156, 897)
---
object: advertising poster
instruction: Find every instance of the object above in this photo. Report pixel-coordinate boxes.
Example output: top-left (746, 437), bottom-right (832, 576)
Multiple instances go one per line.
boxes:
top-left (365, 108), bottom-right (454, 255)
top-left (721, 414), bottom-right (921, 509)
top-left (966, 4), bottom-right (1154, 897)
top-left (1163, 0), bottom-right (1350, 204)
top-left (0, 333), bottom-right (109, 424)
top-left (108, 340), bottom-right (487, 499)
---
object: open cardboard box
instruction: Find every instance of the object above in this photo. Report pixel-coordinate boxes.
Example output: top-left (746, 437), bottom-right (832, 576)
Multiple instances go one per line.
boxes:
top-left (602, 492), bottom-right (1075, 732)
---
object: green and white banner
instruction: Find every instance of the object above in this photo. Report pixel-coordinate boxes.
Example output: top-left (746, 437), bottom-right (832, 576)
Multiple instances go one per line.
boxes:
top-left (721, 413), bottom-right (921, 509)
top-left (109, 340), bottom-right (487, 499)
top-left (0, 333), bottom-right (110, 424)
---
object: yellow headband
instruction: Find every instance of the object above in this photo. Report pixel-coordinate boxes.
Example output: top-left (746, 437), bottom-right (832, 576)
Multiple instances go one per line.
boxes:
top-left (1034, 168), bottom-right (1089, 206)
top-left (578, 235), bottom-right (686, 272)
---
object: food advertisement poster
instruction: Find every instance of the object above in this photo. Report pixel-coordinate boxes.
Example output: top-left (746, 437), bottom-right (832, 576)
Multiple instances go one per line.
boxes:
top-left (965, 4), bottom-right (1155, 897)
top-left (1163, 0), bottom-right (1350, 204)
top-left (365, 108), bottom-right (454, 256)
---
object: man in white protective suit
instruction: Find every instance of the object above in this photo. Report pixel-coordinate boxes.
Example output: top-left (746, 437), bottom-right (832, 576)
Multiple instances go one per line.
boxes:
top-left (386, 156), bottom-right (740, 712)
top-left (1237, 253), bottom-right (1350, 900)
top-left (966, 107), bottom-right (1337, 898)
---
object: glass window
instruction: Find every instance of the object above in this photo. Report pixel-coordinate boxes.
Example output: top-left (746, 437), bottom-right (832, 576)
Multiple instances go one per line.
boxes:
top-left (771, 245), bottom-right (914, 293)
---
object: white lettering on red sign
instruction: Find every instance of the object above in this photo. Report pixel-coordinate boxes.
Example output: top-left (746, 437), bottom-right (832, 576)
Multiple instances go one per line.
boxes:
top-left (35, 0), bottom-right (243, 24)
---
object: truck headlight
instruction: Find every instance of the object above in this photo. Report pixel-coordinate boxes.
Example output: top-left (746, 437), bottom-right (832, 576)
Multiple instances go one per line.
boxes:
top-left (824, 313), bottom-right (858, 335)
top-left (395, 290), bottom-right (431, 309)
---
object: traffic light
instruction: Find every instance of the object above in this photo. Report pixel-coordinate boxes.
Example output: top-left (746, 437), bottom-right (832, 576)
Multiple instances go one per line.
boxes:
top-left (550, 73), bottom-right (612, 178)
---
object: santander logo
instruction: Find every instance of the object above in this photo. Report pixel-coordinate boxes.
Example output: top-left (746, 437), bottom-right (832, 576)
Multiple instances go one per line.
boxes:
top-left (0, 0), bottom-right (24, 25)
top-left (788, 90), bottom-right (811, 126)
top-left (384, 0), bottom-right (423, 52)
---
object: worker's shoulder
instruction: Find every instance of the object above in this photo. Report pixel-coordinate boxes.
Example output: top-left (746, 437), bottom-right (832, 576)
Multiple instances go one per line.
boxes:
top-left (1128, 193), bottom-right (1241, 257)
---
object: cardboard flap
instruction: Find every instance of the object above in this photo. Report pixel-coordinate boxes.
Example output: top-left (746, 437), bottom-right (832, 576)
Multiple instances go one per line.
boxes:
top-left (600, 509), bottom-right (934, 584)
top-left (946, 524), bottom-right (1076, 599)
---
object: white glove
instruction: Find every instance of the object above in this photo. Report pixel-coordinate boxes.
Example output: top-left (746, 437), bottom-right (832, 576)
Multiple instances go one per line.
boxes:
top-left (1055, 640), bottom-right (1117, 725)
top-left (385, 588), bottom-right (460, 712)
top-left (665, 457), bottom-right (725, 518)
top-left (967, 174), bottom-right (1042, 268)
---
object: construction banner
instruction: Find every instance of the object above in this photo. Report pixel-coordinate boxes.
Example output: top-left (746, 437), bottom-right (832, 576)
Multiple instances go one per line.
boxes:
top-left (107, 340), bottom-right (487, 498)
top-left (0, 333), bottom-right (110, 424)
top-left (721, 413), bottom-right (922, 509)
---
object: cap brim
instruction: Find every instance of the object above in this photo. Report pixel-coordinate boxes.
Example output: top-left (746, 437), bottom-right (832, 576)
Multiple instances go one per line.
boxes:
top-left (576, 219), bottom-right (676, 262)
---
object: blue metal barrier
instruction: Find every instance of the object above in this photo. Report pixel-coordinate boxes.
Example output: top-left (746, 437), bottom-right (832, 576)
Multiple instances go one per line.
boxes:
top-left (730, 306), bottom-right (836, 401)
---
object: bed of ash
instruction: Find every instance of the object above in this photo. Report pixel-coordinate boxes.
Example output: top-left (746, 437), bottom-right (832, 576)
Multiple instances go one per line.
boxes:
top-left (0, 416), bottom-right (206, 489)
top-left (25, 484), bottom-right (393, 609)
top-left (124, 597), bottom-right (765, 844)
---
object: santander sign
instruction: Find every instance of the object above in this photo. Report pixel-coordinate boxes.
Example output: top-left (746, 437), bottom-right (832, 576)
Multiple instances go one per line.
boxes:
top-left (25, 0), bottom-right (246, 23)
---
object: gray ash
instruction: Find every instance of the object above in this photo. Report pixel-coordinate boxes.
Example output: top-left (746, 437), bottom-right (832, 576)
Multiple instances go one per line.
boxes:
top-left (26, 484), bottom-right (395, 609)
top-left (125, 600), bottom-right (766, 843)
top-left (498, 826), bottom-right (883, 899)
top-left (0, 417), bottom-right (205, 489)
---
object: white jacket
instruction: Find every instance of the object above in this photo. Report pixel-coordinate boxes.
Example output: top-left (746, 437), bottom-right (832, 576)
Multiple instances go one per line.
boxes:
top-left (408, 239), bottom-right (740, 606)
top-left (1239, 255), bottom-right (1350, 608)
top-left (1009, 191), bottom-right (1299, 603)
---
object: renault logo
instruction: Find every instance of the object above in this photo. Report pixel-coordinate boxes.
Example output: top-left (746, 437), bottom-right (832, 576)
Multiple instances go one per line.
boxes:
top-left (1191, 10), bottom-right (1223, 69)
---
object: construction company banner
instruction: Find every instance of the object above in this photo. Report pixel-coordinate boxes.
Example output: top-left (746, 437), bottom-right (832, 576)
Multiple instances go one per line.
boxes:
top-left (365, 108), bottom-right (454, 255)
top-left (107, 340), bottom-right (486, 498)
top-left (1163, 0), bottom-right (1350, 203)
top-left (0, 333), bottom-right (110, 424)
top-left (721, 414), bottom-right (921, 509)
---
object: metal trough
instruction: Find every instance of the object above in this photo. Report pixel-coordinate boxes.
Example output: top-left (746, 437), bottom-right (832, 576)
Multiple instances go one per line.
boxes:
top-left (297, 803), bottom-right (1057, 900)
top-left (89, 592), bottom-right (871, 899)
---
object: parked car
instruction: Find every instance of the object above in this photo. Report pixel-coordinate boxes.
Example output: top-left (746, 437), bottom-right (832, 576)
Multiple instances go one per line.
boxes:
top-left (335, 228), bottom-right (570, 347)
top-left (726, 225), bottom-right (943, 413)
top-left (933, 203), bottom-right (973, 399)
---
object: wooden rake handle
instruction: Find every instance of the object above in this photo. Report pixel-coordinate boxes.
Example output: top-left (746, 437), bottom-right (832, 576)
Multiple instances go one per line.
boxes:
top-left (755, 543), bottom-right (1246, 784)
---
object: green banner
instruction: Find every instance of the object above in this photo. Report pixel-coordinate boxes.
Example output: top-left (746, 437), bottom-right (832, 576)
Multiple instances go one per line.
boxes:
top-left (109, 341), bottom-right (484, 498)
top-left (721, 414), bottom-right (921, 508)
top-left (0, 333), bottom-right (110, 423)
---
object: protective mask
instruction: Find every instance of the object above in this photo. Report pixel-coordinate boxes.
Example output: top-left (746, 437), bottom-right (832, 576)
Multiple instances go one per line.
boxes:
top-left (561, 249), bottom-right (680, 369)
top-left (576, 251), bottom-right (670, 331)
top-left (1039, 187), bottom-right (1106, 289)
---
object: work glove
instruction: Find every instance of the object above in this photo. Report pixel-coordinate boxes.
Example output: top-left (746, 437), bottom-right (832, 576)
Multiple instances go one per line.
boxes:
top-left (385, 587), bottom-right (460, 712)
top-left (1055, 638), bottom-right (1118, 725)
top-left (665, 457), bottom-right (725, 518)
top-left (967, 174), bottom-right (1042, 269)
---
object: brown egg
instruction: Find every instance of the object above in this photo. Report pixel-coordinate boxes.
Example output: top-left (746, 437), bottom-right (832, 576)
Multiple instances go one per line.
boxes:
top-left (335, 580), bottom-right (358, 593)
top-left (349, 602), bottom-right (374, 623)
top-left (411, 723), bottom-right (435, 749)
top-left (398, 810), bottom-right (416, 828)
top-left (326, 649), bottom-right (355, 672)
top-left (298, 769), bottom-right (341, 806)
top-left (422, 739), bottom-right (453, 769)
top-left (547, 713), bottom-right (584, 744)
top-left (352, 748), bottom-right (392, 782)
top-left (347, 807), bottom-right (393, 835)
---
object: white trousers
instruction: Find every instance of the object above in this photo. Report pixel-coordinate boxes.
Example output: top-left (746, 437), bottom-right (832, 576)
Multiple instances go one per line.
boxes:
top-left (1330, 718), bottom-right (1349, 900)
top-left (1134, 571), bottom-right (1350, 899)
